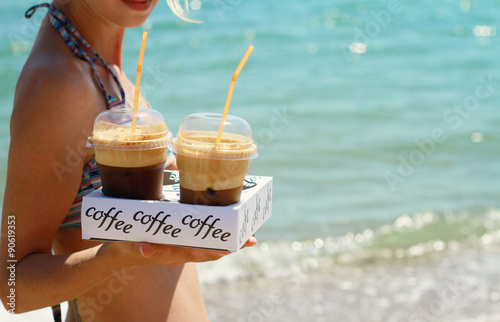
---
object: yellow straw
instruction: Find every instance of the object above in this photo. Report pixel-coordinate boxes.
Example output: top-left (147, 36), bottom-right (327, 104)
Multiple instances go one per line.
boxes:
top-left (132, 31), bottom-right (148, 133)
top-left (215, 45), bottom-right (254, 143)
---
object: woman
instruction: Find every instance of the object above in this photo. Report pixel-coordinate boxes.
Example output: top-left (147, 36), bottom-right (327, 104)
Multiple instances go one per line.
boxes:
top-left (0, 0), bottom-right (256, 321)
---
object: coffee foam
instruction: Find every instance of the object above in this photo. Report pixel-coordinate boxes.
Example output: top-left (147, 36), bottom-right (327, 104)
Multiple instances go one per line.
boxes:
top-left (170, 131), bottom-right (258, 160)
top-left (176, 154), bottom-right (250, 191)
top-left (94, 121), bottom-right (167, 138)
top-left (89, 121), bottom-right (169, 167)
top-left (95, 148), bottom-right (167, 168)
top-left (89, 121), bottom-right (169, 148)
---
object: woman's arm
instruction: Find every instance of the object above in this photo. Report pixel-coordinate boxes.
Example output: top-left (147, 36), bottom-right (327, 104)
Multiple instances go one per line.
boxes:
top-left (0, 65), bottom-right (136, 313)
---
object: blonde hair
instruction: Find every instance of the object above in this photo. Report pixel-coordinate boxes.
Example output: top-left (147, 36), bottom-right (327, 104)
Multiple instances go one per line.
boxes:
top-left (166, 0), bottom-right (201, 23)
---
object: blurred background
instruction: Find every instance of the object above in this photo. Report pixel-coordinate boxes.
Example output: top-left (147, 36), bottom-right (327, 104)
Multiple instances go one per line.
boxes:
top-left (1, 0), bottom-right (499, 321)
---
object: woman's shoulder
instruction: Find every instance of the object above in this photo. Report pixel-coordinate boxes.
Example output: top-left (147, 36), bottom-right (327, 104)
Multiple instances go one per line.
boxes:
top-left (13, 49), bottom-right (103, 127)
top-left (10, 50), bottom-right (104, 153)
top-left (18, 51), bottom-right (99, 105)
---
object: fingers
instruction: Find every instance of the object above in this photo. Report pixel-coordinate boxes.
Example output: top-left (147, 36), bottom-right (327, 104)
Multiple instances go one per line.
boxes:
top-left (241, 235), bottom-right (258, 249)
top-left (134, 242), bottom-right (230, 265)
top-left (113, 232), bottom-right (258, 265)
top-left (130, 238), bottom-right (258, 266)
top-left (183, 246), bottom-right (231, 263)
top-left (191, 248), bottom-right (230, 262)
top-left (137, 242), bottom-right (152, 257)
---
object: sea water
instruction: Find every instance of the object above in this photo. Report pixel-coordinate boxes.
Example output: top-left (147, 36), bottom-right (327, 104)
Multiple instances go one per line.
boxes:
top-left (0, 0), bottom-right (499, 321)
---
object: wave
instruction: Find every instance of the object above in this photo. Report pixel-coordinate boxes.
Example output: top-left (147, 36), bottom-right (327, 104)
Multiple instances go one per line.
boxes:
top-left (197, 208), bottom-right (500, 284)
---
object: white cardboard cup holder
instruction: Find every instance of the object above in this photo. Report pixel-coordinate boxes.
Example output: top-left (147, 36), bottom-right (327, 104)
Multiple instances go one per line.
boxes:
top-left (81, 171), bottom-right (273, 252)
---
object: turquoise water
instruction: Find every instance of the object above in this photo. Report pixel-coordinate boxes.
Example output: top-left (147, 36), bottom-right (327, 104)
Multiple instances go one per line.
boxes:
top-left (1, 1), bottom-right (500, 321)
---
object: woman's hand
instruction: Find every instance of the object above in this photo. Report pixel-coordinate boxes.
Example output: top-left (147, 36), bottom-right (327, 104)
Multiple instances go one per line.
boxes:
top-left (108, 235), bottom-right (257, 267)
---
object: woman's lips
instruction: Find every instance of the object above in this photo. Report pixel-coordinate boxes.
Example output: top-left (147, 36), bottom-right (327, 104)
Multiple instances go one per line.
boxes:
top-left (122, 0), bottom-right (152, 11)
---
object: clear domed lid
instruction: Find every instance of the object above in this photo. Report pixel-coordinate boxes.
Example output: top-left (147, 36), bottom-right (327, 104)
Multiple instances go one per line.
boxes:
top-left (87, 108), bottom-right (171, 150)
top-left (169, 113), bottom-right (258, 160)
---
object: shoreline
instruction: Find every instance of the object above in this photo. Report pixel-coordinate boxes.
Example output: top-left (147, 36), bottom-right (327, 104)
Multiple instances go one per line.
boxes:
top-left (201, 246), bottom-right (500, 322)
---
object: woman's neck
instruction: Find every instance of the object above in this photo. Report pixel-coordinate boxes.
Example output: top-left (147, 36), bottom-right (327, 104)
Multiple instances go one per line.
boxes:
top-left (54, 0), bottom-right (125, 68)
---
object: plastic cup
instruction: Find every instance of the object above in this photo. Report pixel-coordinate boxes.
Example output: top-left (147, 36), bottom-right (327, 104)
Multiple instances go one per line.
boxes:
top-left (169, 113), bottom-right (258, 206)
top-left (87, 108), bottom-right (170, 200)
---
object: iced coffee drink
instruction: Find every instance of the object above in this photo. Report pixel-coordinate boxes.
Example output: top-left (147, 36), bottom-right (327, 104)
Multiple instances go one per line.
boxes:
top-left (169, 113), bottom-right (258, 206)
top-left (87, 108), bottom-right (170, 200)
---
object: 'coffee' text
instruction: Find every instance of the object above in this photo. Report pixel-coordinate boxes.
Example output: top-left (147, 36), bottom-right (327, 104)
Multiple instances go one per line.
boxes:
top-left (182, 215), bottom-right (231, 241)
top-left (85, 207), bottom-right (133, 233)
